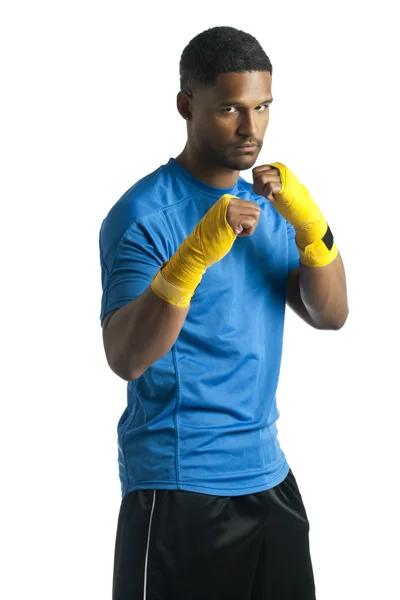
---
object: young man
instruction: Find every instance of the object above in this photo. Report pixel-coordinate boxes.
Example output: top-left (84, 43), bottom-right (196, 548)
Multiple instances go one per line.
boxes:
top-left (100, 26), bottom-right (348, 600)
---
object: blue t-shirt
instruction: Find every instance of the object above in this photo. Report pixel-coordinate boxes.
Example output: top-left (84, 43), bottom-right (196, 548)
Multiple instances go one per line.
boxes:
top-left (99, 158), bottom-right (300, 499)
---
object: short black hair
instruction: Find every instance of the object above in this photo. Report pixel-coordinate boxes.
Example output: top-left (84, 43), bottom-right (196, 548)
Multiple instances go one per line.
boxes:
top-left (179, 26), bottom-right (273, 93)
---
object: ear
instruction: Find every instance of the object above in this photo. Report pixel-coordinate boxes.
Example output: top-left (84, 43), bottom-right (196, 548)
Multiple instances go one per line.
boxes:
top-left (177, 90), bottom-right (192, 120)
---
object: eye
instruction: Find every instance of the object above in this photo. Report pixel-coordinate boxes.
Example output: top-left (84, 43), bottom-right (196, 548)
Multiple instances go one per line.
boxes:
top-left (221, 104), bottom-right (270, 114)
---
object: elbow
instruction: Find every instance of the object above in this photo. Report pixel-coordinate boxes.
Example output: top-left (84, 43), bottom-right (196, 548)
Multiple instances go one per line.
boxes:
top-left (103, 319), bottom-right (142, 381)
top-left (127, 365), bottom-right (144, 381)
top-left (110, 360), bottom-right (140, 382)
top-left (106, 350), bottom-right (140, 382)
top-left (326, 307), bottom-right (349, 331)
top-left (336, 306), bottom-right (350, 330)
top-left (105, 340), bottom-right (148, 381)
top-left (312, 305), bottom-right (349, 330)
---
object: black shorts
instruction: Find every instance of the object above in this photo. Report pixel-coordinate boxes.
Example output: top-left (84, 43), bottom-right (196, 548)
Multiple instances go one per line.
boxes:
top-left (112, 469), bottom-right (316, 599)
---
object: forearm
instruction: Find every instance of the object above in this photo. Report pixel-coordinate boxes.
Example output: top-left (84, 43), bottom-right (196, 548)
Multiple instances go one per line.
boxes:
top-left (299, 250), bottom-right (349, 330)
top-left (104, 286), bottom-right (189, 381)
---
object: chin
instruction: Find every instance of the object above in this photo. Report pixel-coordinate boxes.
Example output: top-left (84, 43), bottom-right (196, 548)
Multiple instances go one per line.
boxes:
top-left (227, 157), bottom-right (258, 172)
top-left (225, 148), bottom-right (261, 172)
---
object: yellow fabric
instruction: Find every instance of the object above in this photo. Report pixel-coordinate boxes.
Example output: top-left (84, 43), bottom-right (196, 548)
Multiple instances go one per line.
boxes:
top-left (269, 162), bottom-right (338, 267)
top-left (151, 194), bottom-right (237, 306)
top-left (151, 162), bottom-right (340, 307)
top-left (297, 239), bottom-right (339, 267)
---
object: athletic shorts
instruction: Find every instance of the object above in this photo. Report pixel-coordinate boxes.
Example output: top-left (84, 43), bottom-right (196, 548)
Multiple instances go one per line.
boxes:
top-left (112, 469), bottom-right (316, 599)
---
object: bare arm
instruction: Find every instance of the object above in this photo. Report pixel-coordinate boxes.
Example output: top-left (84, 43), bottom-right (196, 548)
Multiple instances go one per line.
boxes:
top-left (286, 251), bottom-right (349, 330)
top-left (102, 286), bottom-right (190, 381)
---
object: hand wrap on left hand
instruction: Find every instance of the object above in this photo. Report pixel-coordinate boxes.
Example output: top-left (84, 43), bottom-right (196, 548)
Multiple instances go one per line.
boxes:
top-left (269, 162), bottom-right (338, 267)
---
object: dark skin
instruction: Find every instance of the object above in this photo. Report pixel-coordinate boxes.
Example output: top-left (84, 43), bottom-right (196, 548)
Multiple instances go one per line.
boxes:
top-left (175, 70), bottom-right (349, 330)
top-left (101, 69), bottom-right (349, 381)
top-left (101, 73), bottom-right (348, 333)
top-left (176, 71), bottom-right (272, 187)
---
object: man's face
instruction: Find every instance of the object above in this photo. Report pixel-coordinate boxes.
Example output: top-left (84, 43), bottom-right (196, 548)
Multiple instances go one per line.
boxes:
top-left (189, 71), bottom-right (272, 172)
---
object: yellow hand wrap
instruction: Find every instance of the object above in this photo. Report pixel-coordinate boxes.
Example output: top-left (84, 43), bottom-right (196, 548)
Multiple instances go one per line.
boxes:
top-left (151, 194), bottom-right (237, 307)
top-left (269, 162), bottom-right (339, 267)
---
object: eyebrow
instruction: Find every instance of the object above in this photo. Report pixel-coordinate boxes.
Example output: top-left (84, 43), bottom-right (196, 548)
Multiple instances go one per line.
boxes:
top-left (217, 98), bottom-right (274, 108)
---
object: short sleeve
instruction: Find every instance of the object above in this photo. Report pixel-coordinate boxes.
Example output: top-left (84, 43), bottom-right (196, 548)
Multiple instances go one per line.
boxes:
top-left (286, 220), bottom-right (300, 274)
top-left (99, 219), bottom-right (165, 324)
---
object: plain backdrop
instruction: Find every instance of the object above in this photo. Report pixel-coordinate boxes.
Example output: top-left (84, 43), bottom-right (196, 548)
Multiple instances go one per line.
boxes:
top-left (1, 1), bottom-right (399, 598)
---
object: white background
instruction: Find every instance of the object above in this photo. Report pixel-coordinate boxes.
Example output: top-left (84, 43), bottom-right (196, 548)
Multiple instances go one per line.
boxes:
top-left (1, 1), bottom-right (399, 598)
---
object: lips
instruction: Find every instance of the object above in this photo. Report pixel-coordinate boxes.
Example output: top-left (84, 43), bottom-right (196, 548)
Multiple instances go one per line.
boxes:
top-left (234, 144), bottom-right (258, 153)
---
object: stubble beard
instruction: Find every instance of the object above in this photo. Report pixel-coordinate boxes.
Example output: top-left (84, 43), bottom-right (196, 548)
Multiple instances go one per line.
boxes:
top-left (201, 140), bottom-right (262, 172)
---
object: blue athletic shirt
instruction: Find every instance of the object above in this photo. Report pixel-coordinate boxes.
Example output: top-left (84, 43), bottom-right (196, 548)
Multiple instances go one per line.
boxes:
top-left (99, 157), bottom-right (300, 499)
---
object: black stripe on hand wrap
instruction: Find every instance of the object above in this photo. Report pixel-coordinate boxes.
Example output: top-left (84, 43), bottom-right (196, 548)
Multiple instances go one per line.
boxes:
top-left (322, 225), bottom-right (334, 250)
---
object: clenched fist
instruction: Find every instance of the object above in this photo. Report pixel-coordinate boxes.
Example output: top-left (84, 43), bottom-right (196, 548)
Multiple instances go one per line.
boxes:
top-left (226, 197), bottom-right (261, 237)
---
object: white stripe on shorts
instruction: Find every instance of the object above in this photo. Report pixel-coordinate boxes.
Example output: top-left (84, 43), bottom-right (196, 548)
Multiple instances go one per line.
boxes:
top-left (143, 490), bottom-right (156, 599)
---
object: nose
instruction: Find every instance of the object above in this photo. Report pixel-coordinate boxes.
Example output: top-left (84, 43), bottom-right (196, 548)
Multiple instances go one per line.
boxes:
top-left (237, 110), bottom-right (257, 138)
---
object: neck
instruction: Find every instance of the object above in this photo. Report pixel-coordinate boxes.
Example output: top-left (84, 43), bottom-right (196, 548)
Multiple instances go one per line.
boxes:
top-left (175, 143), bottom-right (239, 189)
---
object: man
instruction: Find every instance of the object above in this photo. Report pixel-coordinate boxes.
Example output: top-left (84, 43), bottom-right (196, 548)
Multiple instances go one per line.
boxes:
top-left (100, 25), bottom-right (348, 600)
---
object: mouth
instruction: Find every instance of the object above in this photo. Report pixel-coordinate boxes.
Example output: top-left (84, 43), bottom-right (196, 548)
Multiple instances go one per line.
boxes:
top-left (234, 144), bottom-right (258, 153)
top-left (235, 143), bottom-right (258, 148)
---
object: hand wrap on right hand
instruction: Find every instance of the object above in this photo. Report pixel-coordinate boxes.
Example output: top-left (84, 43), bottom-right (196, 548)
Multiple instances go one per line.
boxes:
top-left (151, 194), bottom-right (237, 307)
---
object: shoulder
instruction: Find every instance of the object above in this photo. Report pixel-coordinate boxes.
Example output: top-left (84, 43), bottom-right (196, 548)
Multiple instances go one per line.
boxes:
top-left (102, 158), bottom-right (202, 229)
top-left (100, 161), bottom-right (181, 249)
top-left (104, 162), bottom-right (170, 225)
top-left (99, 159), bottom-right (201, 264)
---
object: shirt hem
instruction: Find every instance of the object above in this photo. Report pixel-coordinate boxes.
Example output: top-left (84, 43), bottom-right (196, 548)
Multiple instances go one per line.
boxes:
top-left (121, 461), bottom-right (290, 499)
